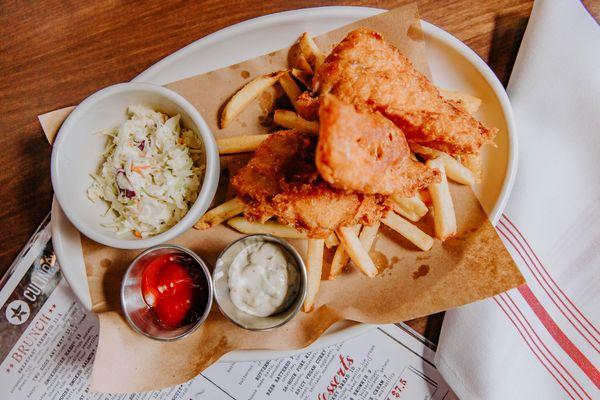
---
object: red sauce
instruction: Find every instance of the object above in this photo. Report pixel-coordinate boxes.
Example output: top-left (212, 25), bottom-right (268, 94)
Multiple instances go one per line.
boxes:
top-left (141, 253), bottom-right (208, 328)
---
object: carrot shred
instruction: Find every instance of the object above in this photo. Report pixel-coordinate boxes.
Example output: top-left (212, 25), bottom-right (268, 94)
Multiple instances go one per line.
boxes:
top-left (131, 164), bottom-right (150, 174)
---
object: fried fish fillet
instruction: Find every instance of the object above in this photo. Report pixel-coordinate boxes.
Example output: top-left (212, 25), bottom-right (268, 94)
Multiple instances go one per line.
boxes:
top-left (231, 130), bottom-right (388, 237)
top-left (313, 28), bottom-right (496, 155)
top-left (295, 91), bottom-right (320, 121)
top-left (317, 95), bottom-right (440, 196)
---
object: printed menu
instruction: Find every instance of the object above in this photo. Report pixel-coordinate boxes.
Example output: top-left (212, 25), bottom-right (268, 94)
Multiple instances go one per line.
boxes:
top-left (0, 217), bottom-right (457, 400)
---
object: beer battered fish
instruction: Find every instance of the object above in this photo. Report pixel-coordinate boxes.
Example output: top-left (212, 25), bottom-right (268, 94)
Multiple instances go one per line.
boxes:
top-left (231, 130), bottom-right (388, 237)
top-left (317, 95), bottom-right (440, 196)
top-left (314, 28), bottom-right (496, 155)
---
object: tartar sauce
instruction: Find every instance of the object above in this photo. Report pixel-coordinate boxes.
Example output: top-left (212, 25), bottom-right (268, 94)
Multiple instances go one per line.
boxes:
top-left (228, 242), bottom-right (298, 317)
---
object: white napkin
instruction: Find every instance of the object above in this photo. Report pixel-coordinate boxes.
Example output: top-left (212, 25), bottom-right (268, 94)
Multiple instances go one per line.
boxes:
top-left (435, 1), bottom-right (600, 399)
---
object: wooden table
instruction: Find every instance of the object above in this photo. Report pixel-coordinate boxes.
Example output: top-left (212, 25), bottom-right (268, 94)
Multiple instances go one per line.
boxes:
top-left (1, 0), bottom-right (598, 344)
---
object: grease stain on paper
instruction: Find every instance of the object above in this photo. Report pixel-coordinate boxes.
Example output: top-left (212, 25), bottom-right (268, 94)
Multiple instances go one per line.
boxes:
top-left (407, 23), bottom-right (424, 41)
top-left (413, 264), bottom-right (430, 280)
top-left (370, 250), bottom-right (401, 273)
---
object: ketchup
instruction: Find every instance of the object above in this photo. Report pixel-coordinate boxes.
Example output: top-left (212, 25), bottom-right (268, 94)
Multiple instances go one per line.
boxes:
top-left (141, 253), bottom-right (208, 328)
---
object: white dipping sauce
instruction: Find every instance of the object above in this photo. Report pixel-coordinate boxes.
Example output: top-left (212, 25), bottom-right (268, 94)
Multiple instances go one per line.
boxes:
top-left (228, 242), bottom-right (298, 317)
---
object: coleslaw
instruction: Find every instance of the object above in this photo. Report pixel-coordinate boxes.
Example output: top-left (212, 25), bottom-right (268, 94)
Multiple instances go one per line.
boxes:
top-left (87, 105), bottom-right (205, 238)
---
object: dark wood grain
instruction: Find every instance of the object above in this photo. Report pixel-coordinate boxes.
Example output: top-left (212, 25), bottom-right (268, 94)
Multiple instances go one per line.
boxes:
top-left (1, 0), bottom-right (597, 343)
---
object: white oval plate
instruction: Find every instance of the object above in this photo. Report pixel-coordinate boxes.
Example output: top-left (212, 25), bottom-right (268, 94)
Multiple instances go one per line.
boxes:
top-left (51, 6), bottom-right (517, 362)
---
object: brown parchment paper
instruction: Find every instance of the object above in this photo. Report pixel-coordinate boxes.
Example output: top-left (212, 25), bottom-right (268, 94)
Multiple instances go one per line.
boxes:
top-left (39, 4), bottom-right (524, 393)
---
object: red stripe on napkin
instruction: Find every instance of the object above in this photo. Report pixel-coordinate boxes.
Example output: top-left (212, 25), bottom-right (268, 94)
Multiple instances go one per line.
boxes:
top-left (496, 222), bottom-right (599, 389)
top-left (501, 215), bottom-right (600, 349)
top-left (494, 296), bottom-right (579, 399)
top-left (518, 285), bottom-right (600, 389)
top-left (504, 292), bottom-right (592, 399)
top-left (497, 222), bottom-right (599, 353)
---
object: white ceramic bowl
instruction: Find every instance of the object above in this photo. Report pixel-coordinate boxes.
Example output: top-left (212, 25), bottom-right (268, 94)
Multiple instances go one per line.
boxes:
top-left (50, 82), bottom-right (220, 249)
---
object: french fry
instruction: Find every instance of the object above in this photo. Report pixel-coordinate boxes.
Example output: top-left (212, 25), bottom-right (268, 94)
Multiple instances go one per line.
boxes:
top-left (358, 222), bottom-right (380, 252)
top-left (426, 159), bottom-right (457, 241)
top-left (295, 92), bottom-right (319, 121)
top-left (291, 68), bottom-right (312, 88)
top-left (325, 232), bottom-right (339, 248)
top-left (439, 89), bottom-right (482, 114)
top-left (273, 109), bottom-right (319, 134)
top-left (329, 246), bottom-right (350, 280)
top-left (381, 212), bottom-right (434, 251)
top-left (303, 238), bottom-right (324, 312)
top-left (390, 195), bottom-right (429, 222)
top-left (288, 43), bottom-right (313, 74)
top-left (220, 71), bottom-right (285, 128)
top-left (216, 134), bottom-right (270, 154)
top-left (418, 189), bottom-right (432, 206)
top-left (194, 198), bottom-right (246, 230)
top-left (299, 33), bottom-right (325, 70)
top-left (336, 226), bottom-right (378, 277)
top-left (442, 154), bottom-right (475, 186)
top-left (278, 72), bottom-right (302, 111)
top-left (227, 217), bottom-right (308, 239)
top-left (410, 144), bottom-right (475, 186)
top-left (328, 225), bottom-right (361, 280)
top-left (409, 143), bottom-right (437, 158)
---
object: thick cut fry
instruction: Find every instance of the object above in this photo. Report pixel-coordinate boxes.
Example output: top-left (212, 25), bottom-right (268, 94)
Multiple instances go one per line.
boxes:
top-left (194, 198), bottom-right (246, 230)
top-left (291, 68), bottom-right (312, 88)
top-left (329, 249), bottom-right (349, 279)
top-left (410, 144), bottom-right (475, 186)
top-left (358, 222), bottom-right (380, 252)
top-left (381, 212), bottom-right (434, 251)
top-left (303, 238), bottom-right (325, 312)
top-left (439, 89), bottom-right (482, 114)
top-left (418, 189), bottom-right (432, 206)
top-left (441, 153), bottom-right (475, 185)
top-left (336, 226), bottom-right (378, 277)
top-left (278, 72), bottom-right (303, 111)
top-left (328, 225), bottom-right (361, 280)
top-left (325, 232), bottom-right (339, 248)
top-left (299, 33), bottom-right (325, 70)
top-left (220, 71), bottom-right (285, 128)
top-left (426, 159), bottom-right (457, 240)
top-left (216, 134), bottom-right (270, 154)
top-left (409, 143), bottom-right (437, 158)
top-left (390, 195), bottom-right (429, 222)
top-left (295, 92), bottom-right (320, 121)
top-left (288, 43), bottom-right (313, 74)
top-left (227, 217), bottom-right (308, 239)
top-left (273, 110), bottom-right (319, 134)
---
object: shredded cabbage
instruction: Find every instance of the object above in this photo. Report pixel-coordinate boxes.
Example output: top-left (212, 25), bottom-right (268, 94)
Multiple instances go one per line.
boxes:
top-left (87, 105), bottom-right (205, 238)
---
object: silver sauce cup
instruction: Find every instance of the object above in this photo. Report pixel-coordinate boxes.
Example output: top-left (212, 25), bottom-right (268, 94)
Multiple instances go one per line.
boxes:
top-left (121, 244), bottom-right (213, 341)
top-left (213, 234), bottom-right (307, 331)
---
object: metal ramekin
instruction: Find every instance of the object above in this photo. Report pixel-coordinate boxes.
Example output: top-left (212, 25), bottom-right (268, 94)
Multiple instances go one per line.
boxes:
top-left (120, 244), bottom-right (213, 341)
top-left (212, 234), bottom-right (307, 331)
